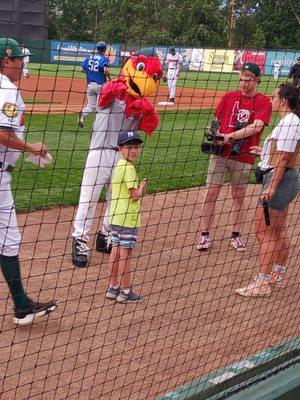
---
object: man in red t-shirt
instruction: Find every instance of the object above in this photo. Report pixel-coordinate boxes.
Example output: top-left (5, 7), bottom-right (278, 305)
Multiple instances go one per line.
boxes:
top-left (197, 62), bottom-right (272, 252)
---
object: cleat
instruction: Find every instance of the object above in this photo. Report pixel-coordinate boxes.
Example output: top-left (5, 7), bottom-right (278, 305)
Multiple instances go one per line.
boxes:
top-left (77, 113), bottom-right (84, 128)
top-left (72, 238), bottom-right (88, 267)
top-left (96, 232), bottom-right (112, 254)
top-left (14, 300), bottom-right (58, 325)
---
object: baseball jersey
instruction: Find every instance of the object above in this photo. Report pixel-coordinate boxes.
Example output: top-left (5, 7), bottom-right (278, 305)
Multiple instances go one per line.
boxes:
top-left (0, 74), bottom-right (25, 166)
top-left (260, 113), bottom-right (300, 170)
top-left (81, 54), bottom-right (110, 84)
top-left (166, 52), bottom-right (183, 70)
top-left (90, 98), bottom-right (140, 150)
top-left (21, 47), bottom-right (30, 64)
top-left (109, 158), bottom-right (141, 228)
top-left (215, 90), bottom-right (272, 164)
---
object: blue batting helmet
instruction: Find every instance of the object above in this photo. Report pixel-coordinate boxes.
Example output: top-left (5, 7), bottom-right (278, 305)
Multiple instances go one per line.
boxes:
top-left (96, 41), bottom-right (107, 53)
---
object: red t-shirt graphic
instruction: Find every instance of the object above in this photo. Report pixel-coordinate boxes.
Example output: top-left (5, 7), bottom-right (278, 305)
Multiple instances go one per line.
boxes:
top-left (214, 90), bottom-right (272, 164)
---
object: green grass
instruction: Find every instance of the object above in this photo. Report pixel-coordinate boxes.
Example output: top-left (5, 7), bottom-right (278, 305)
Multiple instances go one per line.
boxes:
top-left (12, 111), bottom-right (278, 212)
top-left (29, 63), bottom-right (285, 94)
top-left (29, 63), bottom-right (120, 80)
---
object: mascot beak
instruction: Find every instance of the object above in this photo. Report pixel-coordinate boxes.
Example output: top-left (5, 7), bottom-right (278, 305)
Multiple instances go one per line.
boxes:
top-left (123, 58), bottom-right (161, 98)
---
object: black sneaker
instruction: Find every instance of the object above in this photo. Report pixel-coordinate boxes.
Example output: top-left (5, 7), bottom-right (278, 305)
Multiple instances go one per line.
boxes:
top-left (117, 289), bottom-right (144, 303)
top-left (14, 300), bottom-right (58, 325)
top-left (96, 232), bottom-right (112, 254)
top-left (77, 113), bottom-right (84, 128)
top-left (105, 286), bottom-right (120, 299)
top-left (72, 238), bottom-right (89, 267)
top-left (169, 98), bottom-right (175, 103)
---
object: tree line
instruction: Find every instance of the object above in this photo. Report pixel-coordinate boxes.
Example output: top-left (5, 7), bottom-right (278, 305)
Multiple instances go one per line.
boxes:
top-left (47, 0), bottom-right (300, 50)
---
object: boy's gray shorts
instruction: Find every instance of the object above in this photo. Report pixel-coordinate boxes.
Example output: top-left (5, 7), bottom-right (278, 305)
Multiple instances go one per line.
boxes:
top-left (110, 225), bottom-right (138, 249)
top-left (261, 168), bottom-right (300, 211)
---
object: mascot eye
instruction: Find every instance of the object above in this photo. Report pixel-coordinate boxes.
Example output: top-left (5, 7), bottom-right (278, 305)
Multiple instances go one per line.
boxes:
top-left (152, 73), bottom-right (159, 82)
top-left (136, 62), bottom-right (145, 72)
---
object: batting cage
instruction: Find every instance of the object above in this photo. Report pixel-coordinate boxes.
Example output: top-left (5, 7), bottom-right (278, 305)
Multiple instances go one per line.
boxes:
top-left (0, 4), bottom-right (300, 400)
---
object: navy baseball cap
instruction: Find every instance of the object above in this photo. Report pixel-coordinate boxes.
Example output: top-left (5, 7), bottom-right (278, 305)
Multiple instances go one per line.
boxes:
top-left (241, 62), bottom-right (261, 77)
top-left (118, 131), bottom-right (143, 146)
top-left (96, 41), bottom-right (107, 52)
top-left (297, 56), bottom-right (300, 61)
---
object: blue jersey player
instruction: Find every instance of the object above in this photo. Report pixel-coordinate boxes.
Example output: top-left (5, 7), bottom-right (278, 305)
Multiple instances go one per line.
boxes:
top-left (77, 41), bottom-right (111, 128)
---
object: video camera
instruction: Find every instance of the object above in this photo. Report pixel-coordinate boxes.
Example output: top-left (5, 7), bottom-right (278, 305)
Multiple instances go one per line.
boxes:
top-left (229, 121), bottom-right (247, 157)
top-left (201, 120), bottom-right (248, 157)
top-left (201, 120), bottom-right (224, 155)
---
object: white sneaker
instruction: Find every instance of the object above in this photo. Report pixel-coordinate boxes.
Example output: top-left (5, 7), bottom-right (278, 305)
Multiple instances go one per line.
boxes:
top-left (236, 280), bottom-right (271, 297)
top-left (230, 236), bottom-right (246, 252)
top-left (196, 235), bottom-right (212, 250)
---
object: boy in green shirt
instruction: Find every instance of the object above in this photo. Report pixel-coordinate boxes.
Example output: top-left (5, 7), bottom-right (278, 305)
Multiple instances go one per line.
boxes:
top-left (106, 131), bottom-right (147, 303)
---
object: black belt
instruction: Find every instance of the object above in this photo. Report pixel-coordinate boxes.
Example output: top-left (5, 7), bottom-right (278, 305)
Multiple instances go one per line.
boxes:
top-left (0, 161), bottom-right (14, 172)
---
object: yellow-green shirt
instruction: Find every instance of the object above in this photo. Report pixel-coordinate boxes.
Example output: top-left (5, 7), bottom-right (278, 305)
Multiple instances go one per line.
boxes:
top-left (109, 159), bottom-right (141, 228)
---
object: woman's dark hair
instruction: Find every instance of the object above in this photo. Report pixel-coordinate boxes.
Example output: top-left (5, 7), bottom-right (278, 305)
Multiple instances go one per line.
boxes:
top-left (278, 83), bottom-right (300, 117)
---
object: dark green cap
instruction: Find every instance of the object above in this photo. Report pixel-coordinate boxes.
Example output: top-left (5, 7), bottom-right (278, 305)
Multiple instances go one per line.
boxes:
top-left (241, 62), bottom-right (261, 77)
top-left (169, 47), bottom-right (176, 53)
top-left (0, 38), bottom-right (32, 58)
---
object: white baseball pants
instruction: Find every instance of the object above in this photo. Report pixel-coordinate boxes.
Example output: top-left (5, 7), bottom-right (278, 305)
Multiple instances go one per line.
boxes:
top-left (167, 68), bottom-right (179, 99)
top-left (73, 149), bottom-right (121, 242)
top-left (82, 82), bottom-right (103, 117)
top-left (0, 172), bottom-right (21, 257)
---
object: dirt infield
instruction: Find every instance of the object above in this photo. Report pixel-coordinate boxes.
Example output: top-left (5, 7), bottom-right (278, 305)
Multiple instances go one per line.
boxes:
top-left (20, 76), bottom-right (224, 113)
top-left (0, 185), bottom-right (299, 400)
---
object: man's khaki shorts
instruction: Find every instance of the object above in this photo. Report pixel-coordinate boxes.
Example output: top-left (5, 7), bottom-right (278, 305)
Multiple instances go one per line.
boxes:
top-left (206, 155), bottom-right (252, 188)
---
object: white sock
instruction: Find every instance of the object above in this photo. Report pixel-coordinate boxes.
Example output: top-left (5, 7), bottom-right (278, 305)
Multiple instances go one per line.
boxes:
top-left (122, 288), bottom-right (130, 294)
top-left (272, 264), bottom-right (286, 273)
top-left (258, 273), bottom-right (270, 281)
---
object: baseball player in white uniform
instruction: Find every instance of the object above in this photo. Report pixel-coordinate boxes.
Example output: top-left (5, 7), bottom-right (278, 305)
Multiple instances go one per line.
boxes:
top-left (273, 61), bottom-right (282, 81)
top-left (0, 38), bottom-right (58, 325)
top-left (21, 44), bottom-right (30, 78)
top-left (164, 47), bottom-right (183, 103)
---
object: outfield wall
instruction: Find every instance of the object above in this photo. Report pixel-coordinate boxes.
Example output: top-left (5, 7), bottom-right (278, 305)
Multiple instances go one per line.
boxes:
top-left (25, 39), bottom-right (300, 77)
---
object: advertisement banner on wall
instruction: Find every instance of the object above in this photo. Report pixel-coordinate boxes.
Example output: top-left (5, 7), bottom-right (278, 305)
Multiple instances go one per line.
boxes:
top-left (119, 44), bottom-right (140, 65)
top-left (51, 41), bottom-right (120, 66)
top-left (187, 48), bottom-right (204, 71)
top-left (265, 51), bottom-right (298, 77)
top-left (203, 49), bottom-right (235, 73)
top-left (154, 47), bottom-right (203, 71)
top-left (232, 50), bottom-right (266, 73)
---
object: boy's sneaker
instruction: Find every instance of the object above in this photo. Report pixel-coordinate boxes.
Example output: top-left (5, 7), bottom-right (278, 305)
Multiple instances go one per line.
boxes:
top-left (116, 289), bottom-right (144, 303)
top-left (105, 286), bottom-right (120, 300)
top-left (14, 300), bottom-right (58, 325)
top-left (230, 236), bottom-right (246, 252)
top-left (236, 280), bottom-right (271, 297)
top-left (77, 113), bottom-right (84, 128)
top-left (72, 238), bottom-right (89, 268)
top-left (196, 235), bottom-right (212, 250)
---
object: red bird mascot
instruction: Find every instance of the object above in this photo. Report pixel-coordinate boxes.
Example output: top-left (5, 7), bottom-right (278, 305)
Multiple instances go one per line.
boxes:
top-left (72, 48), bottom-right (163, 267)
